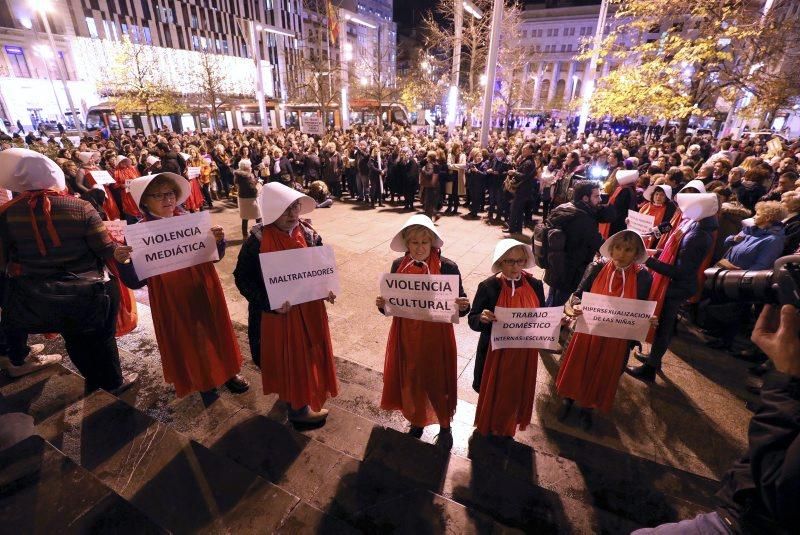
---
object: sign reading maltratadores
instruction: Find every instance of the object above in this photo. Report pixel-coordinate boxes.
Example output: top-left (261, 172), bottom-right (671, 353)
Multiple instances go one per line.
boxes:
top-left (380, 273), bottom-right (460, 323)
top-left (259, 245), bottom-right (340, 309)
top-left (126, 211), bottom-right (218, 278)
top-left (491, 306), bottom-right (563, 350)
top-left (575, 293), bottom-right (657, 342)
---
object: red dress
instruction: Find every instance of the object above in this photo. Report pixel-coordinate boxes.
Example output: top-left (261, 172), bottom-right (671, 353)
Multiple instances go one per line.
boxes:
top-left (639, 202), bottom-right (667, 248)
top-left (183, 175), bottom-right (205, 212)
top-left (380, 250), bottom-right (458, 427)
top-left (474, 275), bottom-right (540, 437)
top-left (143, 223), bottom-right (242, 397)
top-left (556, 262), bottom-right (644, 413)
top-left (259, 224), bottom-right (339, 411)
top-left (113, 166), bottom-right (142, 219)
top-left (84, 168), bottom-right (121, 221)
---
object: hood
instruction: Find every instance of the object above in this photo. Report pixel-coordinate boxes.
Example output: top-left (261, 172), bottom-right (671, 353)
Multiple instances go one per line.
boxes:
top-left (0, 148), bottom-right (66, 192)
top-left (490, 239), bottom-right (535, 273)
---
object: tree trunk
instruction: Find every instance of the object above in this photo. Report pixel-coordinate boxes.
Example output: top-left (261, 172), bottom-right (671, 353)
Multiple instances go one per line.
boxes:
top-left (677, 115), bottom-right (690, 140)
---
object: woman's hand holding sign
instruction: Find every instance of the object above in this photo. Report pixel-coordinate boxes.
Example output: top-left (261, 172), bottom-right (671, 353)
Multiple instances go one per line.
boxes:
top-left (479, 309), bottom-right (497, 324)
top-left (276, 301), bottom-right (292, 314)
top-left (211, 225), bottom-right (225, 243)
top-left (375, 296), bottom-right (386, 308)
top-left (326, 291), bottom-right (336, 304)
top-left (456, 297), bottom-right (470, 312)
top-left (114, 245), bottom-right (133, 264)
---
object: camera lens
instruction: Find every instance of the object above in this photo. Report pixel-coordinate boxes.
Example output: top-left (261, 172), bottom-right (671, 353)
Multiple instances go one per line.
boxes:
top-left (704, 268), bottom-right (776, 303)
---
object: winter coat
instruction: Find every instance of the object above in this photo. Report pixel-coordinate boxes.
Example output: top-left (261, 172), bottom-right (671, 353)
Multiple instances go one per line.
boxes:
top-left (724, 223), bottom-right (785, 270)
top-left (782, 213), bottom-right (800, 256)
top-left (645, 215), bottom-right (718, 299)
top-left (304, 153), bottom-right (321, 181)
top-left (715, 202), bottom-right (752, 262)
top-left (161, 151), bottom-right (186, 175)
top-left (735, 181), bottom-right (767, 212)
top-left (233, 169), bottom-right (259, 199)
top-left (320, 151), bottom-right (341, 185)
top-left (543, 200), bottom-right (617, 292)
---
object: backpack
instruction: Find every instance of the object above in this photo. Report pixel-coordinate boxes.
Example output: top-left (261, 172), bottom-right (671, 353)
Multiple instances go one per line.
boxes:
top-left (532, 219), bottom-right (567, 270)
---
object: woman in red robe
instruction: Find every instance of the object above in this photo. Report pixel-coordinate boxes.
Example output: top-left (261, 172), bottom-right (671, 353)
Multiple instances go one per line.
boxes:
top-left (555, 231), bottom-right (655, 430)
top-left (76, 151), bottom-right (121, 220)
top-left (469, 239), bottom-right (545, 438)
top-left (233, 182), bottom-right (338, 425)
top-left (638, 184), bottom-right (676, 248)
top-left (115, 172), bottom-right (248, 398)
top-left (111, 155), bottom-right (142, 221)
top-left (375, 215), bottom-right (470, 449)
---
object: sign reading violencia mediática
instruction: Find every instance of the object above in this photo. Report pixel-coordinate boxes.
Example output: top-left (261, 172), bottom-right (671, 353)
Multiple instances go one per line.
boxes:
top-left (259, 245), bottom-right (340, 309)
top-left (126, 211), bottom-right (218, 278)
top-left (379, 273), bottom-right (460, 323)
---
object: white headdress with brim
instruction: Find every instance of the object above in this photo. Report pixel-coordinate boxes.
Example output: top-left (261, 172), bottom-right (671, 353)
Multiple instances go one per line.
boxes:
top-left (677, 193), bottom-right (718, 222)
top-left (490, 239), bottom-right (535, 274)
top-left (146, 155), bottom-right (161, 166)
top-left (77, 151), bottom-right (95, 164)
top-left (679, 179), bottom-right (706, 194)
top-left (179, 152), bottom-right (190, 161)
top-left (389, 214), bottom-right (444, 252)
top-left (616, 169), bottom-right (639, 186)
top-left (114, 155), bottom-right (132, 167)
top-left (599, 230), bottom-right (648, 264)
top-left (643, 184), bottom-right (673, 202)
top-left (0, 148), bottom-right (65, 192)
top-left (129, 172), bottom-right (192, 209)
top-left (258, 182), bottom-right (316, 225)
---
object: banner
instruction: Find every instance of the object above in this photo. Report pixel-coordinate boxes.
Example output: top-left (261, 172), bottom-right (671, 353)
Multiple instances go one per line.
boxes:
top-left (187, 166), bottom-right (201, 180)
top-left (627, 210), bottom-right (656, 236)
top-left (301, 115), bottom-right (325, 136)
top-left (380, 273), bottom-right (460, 323)
top-left (104, 220), bottom-right (127, 243)
top-left (259, 245), bottom-right (340, 309)
top-left (491, 306), bottom-right (563, 350)
top-left (575, 292), bottom-right (657, 342)
top-left (126, 211), bottom-right (218, 279)
top-left (90, 170), bottom-right (115, 186)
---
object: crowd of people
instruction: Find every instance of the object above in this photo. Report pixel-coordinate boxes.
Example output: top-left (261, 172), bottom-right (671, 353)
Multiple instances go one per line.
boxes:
top-left (0, 121), bottom-right (798, 533)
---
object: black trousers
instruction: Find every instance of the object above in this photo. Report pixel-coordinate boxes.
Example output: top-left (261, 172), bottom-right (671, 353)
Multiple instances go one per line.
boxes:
top-left (247, 303), bottom-right (262, 367)
top-left (646, 295), bottom-right (683, 370)
top-left (467, 175), bottom-right (485, 214)
top-left (509, 189), bottom-right (533, 233)
top-left (201, 183), bottom-right (214, 207)
top-left (402, 181), bottom-right (417, 208)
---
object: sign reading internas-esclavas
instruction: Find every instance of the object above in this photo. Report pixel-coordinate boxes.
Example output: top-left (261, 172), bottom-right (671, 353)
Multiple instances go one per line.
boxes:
top-left (380, 273), bottom-right (460, 323)
top-left (575, 292), bottom-right (657, 342)
top-left (259, 245), bottom-right (340, 309)
top-left (491, 306), bottom-right (563, 350)
top-left (126, 211), bottom-right (218, 278)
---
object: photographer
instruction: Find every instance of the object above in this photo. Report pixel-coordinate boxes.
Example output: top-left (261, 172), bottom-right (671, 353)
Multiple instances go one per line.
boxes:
top-left (634, 304), bottom-right (800, 534)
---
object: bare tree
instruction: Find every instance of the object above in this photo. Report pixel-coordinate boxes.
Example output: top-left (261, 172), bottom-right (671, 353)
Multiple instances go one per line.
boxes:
top-left (191, 50), bottom-right (237, 132)
top-left (352, 22), bottom-right (402, 126)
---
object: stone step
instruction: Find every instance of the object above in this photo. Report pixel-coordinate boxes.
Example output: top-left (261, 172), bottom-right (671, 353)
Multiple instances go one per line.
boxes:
top-left (0, 364), bottom-right (86, 423)
top-left (167, 392), bottom-right (634, 533)
top-left (35, 389), bottom-right (303, 534)
top-left (0, 435), bottom-right (166, 534)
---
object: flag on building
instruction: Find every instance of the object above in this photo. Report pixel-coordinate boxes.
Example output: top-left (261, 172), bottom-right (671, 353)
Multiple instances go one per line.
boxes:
top-left (327, 0), bottom-right (339, 45)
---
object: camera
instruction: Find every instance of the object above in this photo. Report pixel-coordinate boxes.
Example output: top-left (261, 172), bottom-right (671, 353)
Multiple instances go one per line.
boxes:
top-left (704, 255), bottom-right (800, 306)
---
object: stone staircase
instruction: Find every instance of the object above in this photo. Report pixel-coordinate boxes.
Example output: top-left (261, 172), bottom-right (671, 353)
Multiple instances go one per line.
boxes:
top-left (0, 357), bottom-right (721, 534)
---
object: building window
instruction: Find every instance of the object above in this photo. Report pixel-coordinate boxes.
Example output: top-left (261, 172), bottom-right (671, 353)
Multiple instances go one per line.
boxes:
top-left (5, 46), bottom-right (31, 77)
top-left (553, 29), bottom-right (559, 37)
top-left (86, 17), bottom-right (98, 38)
top-left (560, 44), bottom-right (566, 52)
top-left (192, 35), bottom-right (200, 50)
top-left (567, 44), bottom-right (572, 52)
top-left (143, 27), bottom-right (151, 44)
top-left (522, 30), bottom-right (527, 38)
top-left (190, 15), bottom-right (198, 29)
top-left (158, 6), bottom-right (174, 24)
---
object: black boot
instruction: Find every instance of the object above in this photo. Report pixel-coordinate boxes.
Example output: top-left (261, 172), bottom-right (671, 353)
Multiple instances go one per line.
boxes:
top-left (557, 398), bottom-right (573, 421)
top-left (627, 363), bottom-right (657, 382)
top-left (578, 409), bottom-right (593, 431)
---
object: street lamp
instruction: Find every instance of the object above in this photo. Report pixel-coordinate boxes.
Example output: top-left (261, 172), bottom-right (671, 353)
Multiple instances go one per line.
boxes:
top-left (447, 0), bottom-right (484, 129)
top-left (479, 0), bottom-right (503, 147)
top-left (577, 0), bottom-right (609, 135)
top-left (30, 0), bottom-right (83, 135)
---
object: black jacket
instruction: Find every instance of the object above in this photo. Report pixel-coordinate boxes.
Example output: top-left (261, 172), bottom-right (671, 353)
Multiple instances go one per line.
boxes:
top-left (782, 213), bottom-right (800, 255)
top-left (608, 185), bottom-right (638, 236)
top-left (468, 273), bottom-right (545, 392)
top-left (161, 151), bottom-right (186, 175)
top-left (543, 201), bottom-right (616, 292)
top-left (377, 255), bottom-right (469, 317)
top-left (304, 153), bottom-right (321, 181)
top-left (716, 371), bottom-right (800, 534)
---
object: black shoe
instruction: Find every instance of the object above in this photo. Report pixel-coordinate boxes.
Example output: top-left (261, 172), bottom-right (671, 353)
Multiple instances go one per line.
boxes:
top-left (436, 427), bottom-right (453, 450)
top-left (578, 409), bottom-right (593, 431)
top-left (748, 362), bottom-right (771, 377)
top-left (225, 373), bottom-right (250, 393)
top-left (732, 349), bottom-right (767, 364)
top-left (627, 364), bottom-right (657, 382)
top-left (633, 349), bottom-right (649, 364)
top-left (557, 398), bottom-right (573, 421)
top-left (408, 425), bottom-right (424, 439)
top-left (110, 372), bottom-right (139, 396)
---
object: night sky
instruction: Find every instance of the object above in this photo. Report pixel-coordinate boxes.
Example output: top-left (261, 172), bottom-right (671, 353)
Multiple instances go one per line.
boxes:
top-left (394, 1), bottom-right (543, 34)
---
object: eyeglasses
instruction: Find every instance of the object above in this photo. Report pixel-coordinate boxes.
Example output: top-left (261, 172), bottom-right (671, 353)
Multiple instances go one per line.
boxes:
top-left (501, 258), bottom-right (527, 266)
top-left (146, 191), bottom-right (177, 200)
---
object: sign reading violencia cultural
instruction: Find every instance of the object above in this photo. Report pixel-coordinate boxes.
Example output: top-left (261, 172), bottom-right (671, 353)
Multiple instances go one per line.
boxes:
top-left (379, 273), bottom-right (460, 323)
top-left (491, 306), bottom-right (563, 350)
top-left (575, 292), bottom-right (657, 342)
top-left (126, 211), bottom-right (218, 279)
top-left (259, 245), bottom-right (340, 309)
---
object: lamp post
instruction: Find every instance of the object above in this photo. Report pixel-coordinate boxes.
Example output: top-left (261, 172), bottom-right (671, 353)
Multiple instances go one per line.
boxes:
top-left (577, 0), bottom-right (609, 136)
top-left (446, 0), bottom-right (483, 130)
top-left (31, 0), bottom-right (82, 136)
top-left (479, 0), bottom-right (503, 147)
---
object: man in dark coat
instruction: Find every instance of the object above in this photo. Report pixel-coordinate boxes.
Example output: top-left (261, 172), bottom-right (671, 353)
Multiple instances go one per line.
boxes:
top-left (504, 144), bottom-right (537, 235)
top-left (543, 180), bottom-right (616, 307)
top-left (156, 142), bottom-right (186, 176)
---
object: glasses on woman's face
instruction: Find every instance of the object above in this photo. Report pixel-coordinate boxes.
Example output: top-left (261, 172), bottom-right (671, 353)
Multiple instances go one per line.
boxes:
top-left (501, 258), bottom-right (527, 267)
top-left (146, 191), bottom-right (177, 201)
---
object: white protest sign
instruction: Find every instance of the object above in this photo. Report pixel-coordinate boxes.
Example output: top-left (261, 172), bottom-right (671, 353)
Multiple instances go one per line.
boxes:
top-left (187, 166), bottom-right (201, 180)
top-left (259, 245), bottom-right (340, 309)
top-left (380, 273), bottom-right (460, 324)
top-left (575, 292), bottom-right (657, 342)
top-left (300, 115), bottom-right (325, 136)
top-left (126, 211), bottom-right (218, 279)
top-left (491, 306), bottom-right (563, 350)
top-left (125, 179), bottom-right (135, 192)
top-left (90, 170), bottom-right (115, 186)
top-left (104, 220), bottom-right (127, 243)
top-left (627, 210), bottom-right (656, 236)
top-left (0, 188), bottom-right (12, 207)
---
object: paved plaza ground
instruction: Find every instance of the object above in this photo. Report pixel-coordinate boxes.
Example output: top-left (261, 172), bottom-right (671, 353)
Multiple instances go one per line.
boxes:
top-left (1, 197), bottom-right (761, 532)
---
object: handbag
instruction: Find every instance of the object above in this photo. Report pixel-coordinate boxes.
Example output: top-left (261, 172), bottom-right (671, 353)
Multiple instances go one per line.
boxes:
top-left (2, 272), bottom-right (110, 334)
top-left (503, 177), bottom-right (519, 193)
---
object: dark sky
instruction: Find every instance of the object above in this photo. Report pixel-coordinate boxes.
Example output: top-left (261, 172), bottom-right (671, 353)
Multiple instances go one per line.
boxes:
top-left (394, 1), bottom-right (542, 35)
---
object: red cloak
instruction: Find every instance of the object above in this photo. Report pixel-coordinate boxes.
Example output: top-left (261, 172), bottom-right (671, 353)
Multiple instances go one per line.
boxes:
top-left (183, 177), bottom-right (205, 212)
top-left (380, 250), bottom-right (458, 427)
top-left (556, 262), bottom-right (643, 413)
top-left (112, 166), bottom-right (142, 219)
top-left (259, 224), bottom-right (338, 411)
top-left (639, 202), bottom-right (667, 248)
top-left (145, 226), bottom-right (242, 397)
top-left (84, 169), bottom-right (121, 221)
top-left (474, 274), bottom-right (540, 437)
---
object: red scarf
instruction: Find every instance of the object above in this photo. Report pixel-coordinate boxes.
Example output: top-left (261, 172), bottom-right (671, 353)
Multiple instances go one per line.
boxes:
top-left (645, 222), bottom-right (686, 342)
top-left (3, 190), bottom-right (68, 257)
top-left (598, 185), bottom-right (632, 239)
